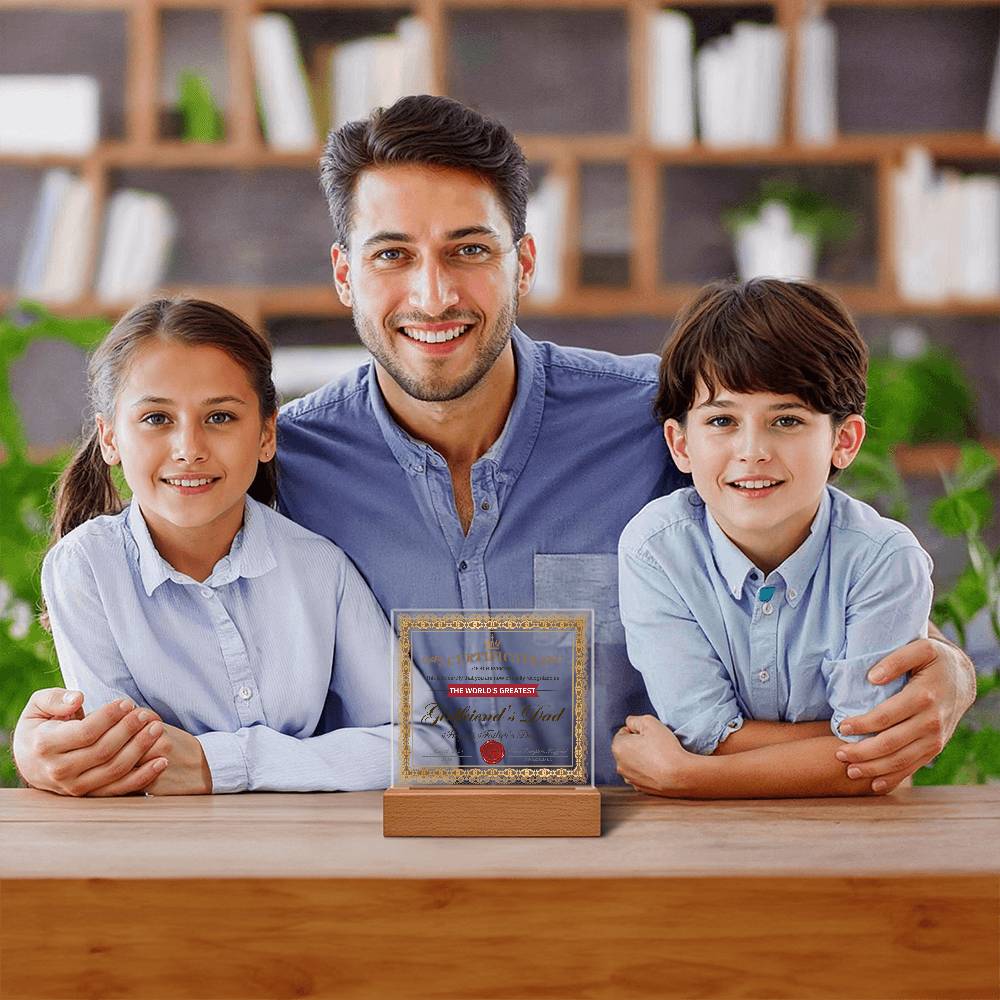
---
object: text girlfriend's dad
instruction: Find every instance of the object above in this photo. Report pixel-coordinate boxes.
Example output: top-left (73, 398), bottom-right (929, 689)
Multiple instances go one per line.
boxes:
top-left (14, 95), bottom-right (975, 794)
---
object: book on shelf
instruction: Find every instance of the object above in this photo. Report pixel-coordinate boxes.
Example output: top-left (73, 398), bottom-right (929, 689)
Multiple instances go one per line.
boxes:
top-left (893, 147), bottom-right (1000, 303)
top-left (16, 170), bottom-right (96, 304)
top-left (328, 17), bottom-right (432, 131)
top-left (987, 34), bottom-right (1000, 140)
top-left (525, 172), bottom-right (569, 304)
top-left (0, 75), bottom-right (100, 156)
top-left (695, 22), bottom-right (786, 148)
top-left (250, 13), bottom-right (318, 151)
top-left (795, 15), bottom-right (837, 145)
top-left (648, 10), bottom-right (695, 147)
top-left (95, 190), bottom-right (177, 305)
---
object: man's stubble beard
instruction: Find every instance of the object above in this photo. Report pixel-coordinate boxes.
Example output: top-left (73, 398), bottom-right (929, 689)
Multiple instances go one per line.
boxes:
top-left (353, 286), bottom-right (519, 404)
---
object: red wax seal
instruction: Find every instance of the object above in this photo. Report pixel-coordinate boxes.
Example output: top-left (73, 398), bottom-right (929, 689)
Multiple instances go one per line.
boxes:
top-left (479, 739), bottom-right (505, 764)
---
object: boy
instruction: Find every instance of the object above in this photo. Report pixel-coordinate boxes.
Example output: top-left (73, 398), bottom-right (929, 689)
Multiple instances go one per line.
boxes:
top-left (614, 278), bottom-right (933, 798)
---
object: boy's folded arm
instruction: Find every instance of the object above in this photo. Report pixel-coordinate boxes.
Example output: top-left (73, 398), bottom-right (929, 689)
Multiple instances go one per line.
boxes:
top-left (687, 735), bottom-right (878, 798)
top-left (710, 719), bottom-right (830, 754)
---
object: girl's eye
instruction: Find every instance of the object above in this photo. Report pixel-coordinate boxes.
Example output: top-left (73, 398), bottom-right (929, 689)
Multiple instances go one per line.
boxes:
top-left (207, 412), bottom-right (235, 425)
top-left (140, 412), bottom-right (169, 426)
top-left (775, 416), bottom-right (803, 428)
top-left (707, 416), bottom-right (734, 427)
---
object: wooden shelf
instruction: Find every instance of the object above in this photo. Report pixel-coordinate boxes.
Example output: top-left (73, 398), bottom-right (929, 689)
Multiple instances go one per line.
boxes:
top-left (895, 441), bottom-right (1000, 477)
top-left (2, 0), bottom-right (998, 324)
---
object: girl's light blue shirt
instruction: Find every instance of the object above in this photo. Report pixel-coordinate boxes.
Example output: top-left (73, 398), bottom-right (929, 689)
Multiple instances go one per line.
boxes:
top-left (618, 485), bottom-right (934, 754)
top-left (41, 497), bottom-right (454, 792)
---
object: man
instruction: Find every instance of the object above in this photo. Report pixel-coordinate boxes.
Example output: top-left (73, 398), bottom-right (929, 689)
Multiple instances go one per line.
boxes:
top-left (13, 95), bottom-right (975, 793)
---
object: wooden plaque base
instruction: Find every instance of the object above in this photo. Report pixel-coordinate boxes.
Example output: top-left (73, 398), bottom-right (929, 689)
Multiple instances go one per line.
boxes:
top-left (383, 786), bottom-right (602, 837)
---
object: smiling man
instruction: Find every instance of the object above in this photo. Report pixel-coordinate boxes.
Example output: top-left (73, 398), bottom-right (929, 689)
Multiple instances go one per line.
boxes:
top-left (14, 95), bottom-right (976, 792)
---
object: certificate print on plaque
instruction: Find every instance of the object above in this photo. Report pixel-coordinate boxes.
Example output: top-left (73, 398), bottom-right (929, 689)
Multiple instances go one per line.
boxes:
top-left (393, 610), bottom-right (593, 786)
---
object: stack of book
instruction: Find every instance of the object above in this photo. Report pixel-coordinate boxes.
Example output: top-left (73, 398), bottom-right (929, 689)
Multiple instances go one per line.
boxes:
top-left (328, 17), bottom-right (432, 131)
top-left (0, 75), bottom-right (99, 155)
top-left (16, 170), bottom-right (176, 306)
top-left (893, 148), bottom-right (1000, 303)
top-left (17, 171), bottom-right (96, 304)
top-left (250, 13), bottom-right (432, 149)
top-left (648, 13), bottom-right (787, 148)
top-left (95, 190), bottom-right (177, 305)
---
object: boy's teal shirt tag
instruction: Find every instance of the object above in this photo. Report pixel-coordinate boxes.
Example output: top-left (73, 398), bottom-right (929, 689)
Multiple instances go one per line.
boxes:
top-left (757, 586), bottom-right (775, 602)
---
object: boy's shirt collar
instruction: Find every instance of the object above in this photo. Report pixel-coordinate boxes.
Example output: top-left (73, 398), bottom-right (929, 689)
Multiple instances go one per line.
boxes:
top-left (126, 498), bottom-right (277, 596)
top-left (705, 487), bottom-right (832, 606)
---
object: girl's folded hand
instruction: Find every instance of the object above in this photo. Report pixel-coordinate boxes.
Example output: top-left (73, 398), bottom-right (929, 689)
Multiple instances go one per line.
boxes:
top-left (140, 723), bottom-right (212, 796)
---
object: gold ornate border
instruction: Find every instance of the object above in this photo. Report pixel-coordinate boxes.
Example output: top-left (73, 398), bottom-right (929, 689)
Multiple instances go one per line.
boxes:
top-left (396, 612), bottom-right (591, 785)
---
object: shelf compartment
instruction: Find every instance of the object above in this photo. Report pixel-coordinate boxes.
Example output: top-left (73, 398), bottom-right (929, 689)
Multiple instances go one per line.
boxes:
top-left (109, 167), bottom-right (336, 286)
top-left (830, 5), bottom-right (1000, 135)
top-left (580, 162), bottom-right (631, 288)
top-left (0, 8), bottom-right (128, 142)
top-left (446, 7), bottom-right (630, 135)
top-left (658, 161), bottom-right (879, 287)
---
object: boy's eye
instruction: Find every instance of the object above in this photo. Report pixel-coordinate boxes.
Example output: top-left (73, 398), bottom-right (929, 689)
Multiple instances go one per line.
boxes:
top-left (140, 412), bottom-right (169, 426)
top-left (707, 415), bottom-right (734, 427)
top-left (774, 415), bottom-right (803, 428)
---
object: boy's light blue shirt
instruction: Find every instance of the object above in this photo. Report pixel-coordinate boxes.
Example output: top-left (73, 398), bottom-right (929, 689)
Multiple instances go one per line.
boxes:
top-left (618, 485), bottom-right (933, 754)
top-left (41, 497), bottom-right (454, 792)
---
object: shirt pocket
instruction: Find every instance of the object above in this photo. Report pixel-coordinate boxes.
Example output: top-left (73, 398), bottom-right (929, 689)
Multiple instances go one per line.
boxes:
top-left (532, 553), bottom-right (626, 645)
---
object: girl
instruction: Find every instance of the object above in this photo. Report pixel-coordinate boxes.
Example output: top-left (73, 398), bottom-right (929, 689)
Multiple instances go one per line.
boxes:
top-left (41, 297), bottom-right (453, 795)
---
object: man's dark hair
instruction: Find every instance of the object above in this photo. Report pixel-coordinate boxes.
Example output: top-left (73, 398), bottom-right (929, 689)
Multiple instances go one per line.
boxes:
top-left (319, 95), bottom-right (530, 249)
top-left (655, 278), bottom-right (868, 476)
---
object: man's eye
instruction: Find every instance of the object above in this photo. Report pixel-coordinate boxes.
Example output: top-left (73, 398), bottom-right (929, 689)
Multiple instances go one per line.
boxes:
top-left (374, 248), bottom-right (406, 262)
top-left (455, 244), bottom-right (488, 258)
top-left (140, 413), bottom-right (169, 426)
top-left (207, 412), bottom-right (234, 425)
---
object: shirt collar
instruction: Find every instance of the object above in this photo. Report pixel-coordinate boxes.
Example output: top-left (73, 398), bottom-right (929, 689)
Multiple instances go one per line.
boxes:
top-left (367, 325), bottom-right (545, 486)
top-left (705, 486), bottom-right (832, 605)
top-left (126, 498), bottom-right (277, 597)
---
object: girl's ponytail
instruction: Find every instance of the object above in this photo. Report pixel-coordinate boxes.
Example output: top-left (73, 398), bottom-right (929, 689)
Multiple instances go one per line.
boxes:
top-left (50, 427), bottom-right (123, 544)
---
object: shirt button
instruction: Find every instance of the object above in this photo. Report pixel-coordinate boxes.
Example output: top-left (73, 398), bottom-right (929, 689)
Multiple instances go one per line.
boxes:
top-left (758, 670), bottom-right (769, 683)
top-left (200, 588), bottom-right (213, 599)
top-left (238, 686), bottom-right (253, 701)
top-left (480, 500), bottom-right (491, 511)
top-left (788, 588), bottom-right (797, 600)
top-left (458, 560), bottom-right (468, 572)
top-left (761, 602), bottom-right (773, 615)
top-left (727, 720), bottom-right (739, 729)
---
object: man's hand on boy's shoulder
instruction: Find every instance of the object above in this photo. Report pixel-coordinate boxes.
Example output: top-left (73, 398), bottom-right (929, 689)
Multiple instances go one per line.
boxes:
top-left (12, 688), bottom-right (166, 796)
top-left (835, 636), bottom-right (977, 793)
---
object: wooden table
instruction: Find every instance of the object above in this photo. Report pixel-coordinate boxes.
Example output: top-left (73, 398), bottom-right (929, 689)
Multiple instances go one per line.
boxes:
top-left (2, 787), bottom-right (998, 999)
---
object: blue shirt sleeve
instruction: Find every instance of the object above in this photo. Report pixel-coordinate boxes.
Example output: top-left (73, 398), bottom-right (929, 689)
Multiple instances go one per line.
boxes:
top-left (41, 540), bottom-right (150, 713)
top-left (618, 539), bottom-right (744, 755)
top-left (821, 536), bottom-right (933, 742)
top-left (197, 552), bottom-right (456, 792)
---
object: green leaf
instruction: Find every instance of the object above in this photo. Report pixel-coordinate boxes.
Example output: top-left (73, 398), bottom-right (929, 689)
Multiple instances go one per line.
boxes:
top-left (954, 442), bottom-right (998, 493)
top-left (929, 493), bottom-right (983, 536)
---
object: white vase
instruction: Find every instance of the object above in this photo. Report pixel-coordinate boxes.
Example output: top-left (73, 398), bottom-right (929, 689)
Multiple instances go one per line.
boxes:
top-left (733, 201), bottom-right (819, 281)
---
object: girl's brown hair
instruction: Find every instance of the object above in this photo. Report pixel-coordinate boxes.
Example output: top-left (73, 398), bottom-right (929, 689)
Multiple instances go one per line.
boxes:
top-left (654, 278), bottom-right (868, 427)
top-left (50, 297), bottom-right (279, 546)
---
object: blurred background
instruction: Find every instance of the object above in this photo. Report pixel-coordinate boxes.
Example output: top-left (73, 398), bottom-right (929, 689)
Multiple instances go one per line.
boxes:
top-left (1, 0), bottom-right (998, 785)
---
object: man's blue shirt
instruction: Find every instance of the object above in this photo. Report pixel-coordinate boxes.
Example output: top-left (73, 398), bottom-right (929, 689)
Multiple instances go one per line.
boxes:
top-left (277, 326), bottom-right (685, 783)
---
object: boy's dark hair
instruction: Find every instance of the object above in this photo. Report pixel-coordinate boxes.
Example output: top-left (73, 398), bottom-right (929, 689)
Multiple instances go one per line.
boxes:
top-left (319, 94), bottom-right (530, 249)
top-left (655, 278), bottom-right (868, 432)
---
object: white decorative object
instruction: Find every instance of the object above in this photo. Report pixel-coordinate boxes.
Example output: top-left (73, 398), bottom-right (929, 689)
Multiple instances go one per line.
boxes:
top-left (0, 76), bottom-right (99, 155)
top-left (733, 201), bottom-right (817, 281)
